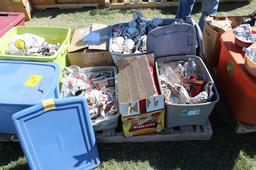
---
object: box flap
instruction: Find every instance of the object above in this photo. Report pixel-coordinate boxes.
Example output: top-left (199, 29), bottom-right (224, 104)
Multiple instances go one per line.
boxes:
top-left (116, 54), bottom-right (155, 70)
top-left (69, 24), bottom-right (110, 52)
top-left (12, 97), bottom-right (100, 170)
top-left (117, 55), bottom-right (155, 103)
top-left (68, 51), bottom-right (114, 67)
top-left (68, 27), bottom-right (90, 52)
top-left (87, 23), bottom-right (110, 51)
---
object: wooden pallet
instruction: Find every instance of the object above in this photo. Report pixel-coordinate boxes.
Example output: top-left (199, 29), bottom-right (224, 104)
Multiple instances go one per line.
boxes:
top-left (0, 120), bottom-right (212, 142)
top-left (96, 120), bottom-right (212, 143)
top-left (236, 121), bottom-right (256, 134)
top-left (108, 0), bottom-right (250, 9)
top-left (34, 3), bottom-right (101, 10)
top-left (109, 1), bottom-right (177, 9)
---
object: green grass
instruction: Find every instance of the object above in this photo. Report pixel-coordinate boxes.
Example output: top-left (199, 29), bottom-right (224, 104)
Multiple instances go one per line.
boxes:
top-left (1, 1), bottom-right (256, 170)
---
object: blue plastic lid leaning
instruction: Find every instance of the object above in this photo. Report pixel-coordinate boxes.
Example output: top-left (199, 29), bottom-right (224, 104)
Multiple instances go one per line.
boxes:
top-left (0, 60), bottom-right (59, 104)
top-left (12, 97), bottom-right (100, 170)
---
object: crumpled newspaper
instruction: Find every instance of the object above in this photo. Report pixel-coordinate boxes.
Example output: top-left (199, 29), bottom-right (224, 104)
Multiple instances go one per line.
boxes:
top-left (6, 33), bottom-right (60, 56)
top-left (111, 10), bottom-right (164, 54)
top-left (62, 65), bottom-right (118, 126)
top-left (205, 16), bottom-right (232, 32)
top-left (159, 60), bottom-right (214, 104)
top-left (234, 24), bottom-right (256, 43)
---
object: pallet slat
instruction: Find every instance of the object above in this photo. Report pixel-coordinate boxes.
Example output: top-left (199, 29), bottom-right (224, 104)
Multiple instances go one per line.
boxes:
top-left (34, 3), bottom-right (100, 10)
top-left (109, 1), bottom-right (178, 9)
top-left (236, 121), bottom-right (256, 134)
top-left (109, 0), bottom-right (250, 9)
top-left (0, 121), bottom-right (212, 142)
top-left (0, 134), bottom-right (18, 142)
top-left (102, 129), bottom-right (116, 136)
top-left (96, 120), bottom-right (212, 143)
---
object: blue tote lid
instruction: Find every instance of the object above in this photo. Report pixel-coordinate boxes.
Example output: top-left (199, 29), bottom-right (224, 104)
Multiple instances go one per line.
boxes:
top-left (0, 60), bottom-right (59, 105)
top-left (12, 97), bottom-right (100, 170)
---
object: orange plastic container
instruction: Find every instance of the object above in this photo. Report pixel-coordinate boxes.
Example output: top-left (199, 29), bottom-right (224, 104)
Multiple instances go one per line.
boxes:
top-left (217, 29), bottom-right (256, 124)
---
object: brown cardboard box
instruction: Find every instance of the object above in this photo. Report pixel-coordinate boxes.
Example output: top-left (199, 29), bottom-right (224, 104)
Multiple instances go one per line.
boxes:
top-left (203, 16), bottom-right (245, 67)
top-left (68, 24), bottom-right (114, 67)
top-left (30, 0), bottom-right (56, 5)
top-left (0, 0), bottom-right (32, 20)
top-left (117, 54), bottom-right (164, 117)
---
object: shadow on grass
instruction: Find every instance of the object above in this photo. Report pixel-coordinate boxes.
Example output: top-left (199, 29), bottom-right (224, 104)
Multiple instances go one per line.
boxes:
top-left (0, 142), bottom-right (24, 169)
top-left (8, 164), bottom-right (28, 170)
top-left (32, 8), bottom-right (96, 19)
top-left (98, 88), bottom-right (256, 170)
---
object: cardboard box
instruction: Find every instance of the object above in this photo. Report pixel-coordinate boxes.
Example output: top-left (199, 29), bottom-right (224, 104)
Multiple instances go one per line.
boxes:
top-left (68, 24), bottom-right (114, 67)
top-left (117, 54), bottom-right (164, 117)
top-left (122, 109), bottom-right (165, 137)
top-left (203, 16), bottom-right (245, 67)
top-left (0, 0), bottom-right (32, 20)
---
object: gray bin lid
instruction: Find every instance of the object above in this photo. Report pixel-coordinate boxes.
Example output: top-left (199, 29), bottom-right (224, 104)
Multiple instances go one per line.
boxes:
top-left (147, 23), bottom-right (198, 58)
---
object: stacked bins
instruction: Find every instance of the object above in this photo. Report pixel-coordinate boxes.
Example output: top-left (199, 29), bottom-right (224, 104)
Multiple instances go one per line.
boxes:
top-left (62, 66), bottom-right (119, 132)
top-left (0, 61), bottom-right (60, 134)
top-left (0, 26), bottom-right (71, 80)
top-left (217, 30), bottom-right (256, 125)
top-left (0, 12), bottom-right (25, 37)
top-left (147, 22), bottom-right (219, 128)
top-left (109, 17), bottom-right (204, 65)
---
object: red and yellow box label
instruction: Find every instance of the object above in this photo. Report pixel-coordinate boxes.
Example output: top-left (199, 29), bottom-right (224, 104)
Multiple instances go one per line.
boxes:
top-left (122, 109), bottom-right (165, 137)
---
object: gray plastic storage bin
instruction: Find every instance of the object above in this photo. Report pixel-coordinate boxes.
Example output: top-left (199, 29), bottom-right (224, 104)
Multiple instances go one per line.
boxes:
top-left (155, 56), bottom-right (219, 127)
top-left (147, 20), bottom-right (219, 128)
top-left (109, 17), bottom-right (204, 65)
top-left (62, 66), bottom-right (119, 131)
top-left (109, 22), bottom-right (147, 65)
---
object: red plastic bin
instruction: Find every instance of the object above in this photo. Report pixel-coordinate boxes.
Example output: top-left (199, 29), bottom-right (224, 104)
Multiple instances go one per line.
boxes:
top-left (0, 12), bottom-right (25, 37)
top-left (217, 29), bottom-right (256, 125)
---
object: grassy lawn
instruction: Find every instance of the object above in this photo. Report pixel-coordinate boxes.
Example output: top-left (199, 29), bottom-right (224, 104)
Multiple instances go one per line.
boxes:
top-left (1, 1), bottom-right (256, 170)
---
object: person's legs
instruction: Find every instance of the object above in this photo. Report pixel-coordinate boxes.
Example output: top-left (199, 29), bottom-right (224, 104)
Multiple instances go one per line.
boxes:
top-left (176, 0), bottom-right (195, 20)
top-left (199, 0), bottom-right (220, 30)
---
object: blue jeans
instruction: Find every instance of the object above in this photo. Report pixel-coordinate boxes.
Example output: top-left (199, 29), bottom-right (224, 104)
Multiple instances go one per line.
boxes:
top-left (176, 0), bottom-right (219, 30)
